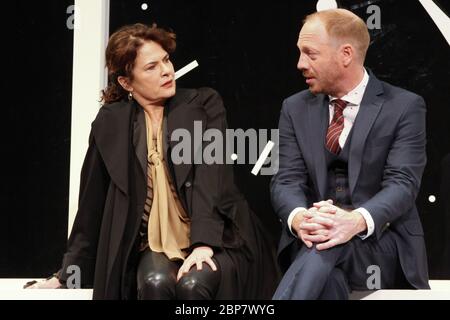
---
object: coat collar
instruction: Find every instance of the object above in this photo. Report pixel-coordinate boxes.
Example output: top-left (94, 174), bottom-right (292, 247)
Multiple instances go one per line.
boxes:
top-left (164, 88), bottom-right (205, 190)
top-left (94, 89), bottom-right (202, 196)
top-left (133, 88), bottom-right (201, 189)
top-left (92, 100), bottom-right (135, 196)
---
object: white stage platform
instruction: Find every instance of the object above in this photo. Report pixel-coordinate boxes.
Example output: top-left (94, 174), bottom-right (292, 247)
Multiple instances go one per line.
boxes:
top-left (0, 279), bottom-right (93, 300)
top-left (0, 279), bottom-right (449, 300)
top-left (349, 280), bottom-right (450, 300)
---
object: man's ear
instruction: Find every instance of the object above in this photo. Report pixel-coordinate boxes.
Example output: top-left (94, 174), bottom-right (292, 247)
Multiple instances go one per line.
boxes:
top-left (340, 43), bottom-right (354, 67)
top-left (117, 76), bottom-right (133, 92)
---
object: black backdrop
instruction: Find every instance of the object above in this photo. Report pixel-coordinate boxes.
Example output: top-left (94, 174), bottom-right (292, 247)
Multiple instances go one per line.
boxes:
top-left (3, 0), bottom-right (450, 280)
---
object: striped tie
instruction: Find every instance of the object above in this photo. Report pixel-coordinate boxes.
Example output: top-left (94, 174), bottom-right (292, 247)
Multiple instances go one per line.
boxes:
top-left (326, 99), bottom-right (348, 154)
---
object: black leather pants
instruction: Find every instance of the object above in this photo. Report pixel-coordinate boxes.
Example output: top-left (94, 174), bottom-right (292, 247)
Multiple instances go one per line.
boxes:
top-left (137, 248), bottom-right (221, 300)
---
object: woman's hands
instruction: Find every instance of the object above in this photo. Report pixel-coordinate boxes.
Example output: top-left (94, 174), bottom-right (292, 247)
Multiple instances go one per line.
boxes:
top-left (176, 246), bottom-right (217, 281)
top-left (24, 276), bottom-right (63, 289)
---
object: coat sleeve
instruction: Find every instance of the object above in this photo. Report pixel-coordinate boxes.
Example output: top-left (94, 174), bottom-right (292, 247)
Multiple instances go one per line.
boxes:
top-left (189, 88), bottom-right (228, 249)
top-left (270, 99), bottom-right (310, 230)
top-left (361, 95), bottom-right (427, 239)
top-left (58, 130), bottom-right (110, 286)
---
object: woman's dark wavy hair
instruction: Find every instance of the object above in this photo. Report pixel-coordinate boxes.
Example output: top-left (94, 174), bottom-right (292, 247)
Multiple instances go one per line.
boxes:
top-left (101, 23), bottom-right (176, 104)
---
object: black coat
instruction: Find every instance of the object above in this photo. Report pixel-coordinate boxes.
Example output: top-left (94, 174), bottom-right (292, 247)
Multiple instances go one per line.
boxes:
top-left (58, 87), bottom-right (279, 299)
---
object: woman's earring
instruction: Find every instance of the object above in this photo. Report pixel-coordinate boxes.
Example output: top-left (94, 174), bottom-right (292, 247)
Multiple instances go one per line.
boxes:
top-left (128, 92), bottom-right (133, 101)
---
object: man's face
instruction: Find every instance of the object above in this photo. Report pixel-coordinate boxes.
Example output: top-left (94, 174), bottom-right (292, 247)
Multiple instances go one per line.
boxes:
top-left (297, 19), bottom-right (341, 95)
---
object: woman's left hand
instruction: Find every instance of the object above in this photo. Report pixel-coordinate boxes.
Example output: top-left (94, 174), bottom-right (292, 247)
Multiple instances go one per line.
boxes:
top-left (176, 246), bottom-right (217, 281)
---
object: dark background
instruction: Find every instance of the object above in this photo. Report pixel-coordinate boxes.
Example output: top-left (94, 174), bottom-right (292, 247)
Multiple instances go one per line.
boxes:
top-left (3, 0), bottom-right (450, 280)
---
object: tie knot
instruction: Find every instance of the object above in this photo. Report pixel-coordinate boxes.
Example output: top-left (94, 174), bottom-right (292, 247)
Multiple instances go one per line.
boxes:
top-left (332, 99), bottom-right (348, 112)
top-left (148, 149), bottom-right (162, 166)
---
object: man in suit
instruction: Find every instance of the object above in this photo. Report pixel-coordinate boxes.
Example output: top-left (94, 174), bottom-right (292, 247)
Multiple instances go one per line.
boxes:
top-left (271, 8), bottom-right (429, 299)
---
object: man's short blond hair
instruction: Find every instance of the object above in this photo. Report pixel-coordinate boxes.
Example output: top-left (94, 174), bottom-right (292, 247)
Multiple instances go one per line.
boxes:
top-left (304, 9), bottom-right (370, 63)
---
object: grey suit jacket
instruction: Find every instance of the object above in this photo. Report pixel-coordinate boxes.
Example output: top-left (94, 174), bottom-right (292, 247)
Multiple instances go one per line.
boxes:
top-left (270, 71), bottom-right (429, 288)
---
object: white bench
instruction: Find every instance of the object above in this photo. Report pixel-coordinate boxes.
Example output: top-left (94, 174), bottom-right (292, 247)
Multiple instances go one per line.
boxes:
top-left (349, 280), bottom-right (450, 300)
top-left (0, 279), bottom-right (449, 300)
top-left (0, 279), bottom-right (92, 300)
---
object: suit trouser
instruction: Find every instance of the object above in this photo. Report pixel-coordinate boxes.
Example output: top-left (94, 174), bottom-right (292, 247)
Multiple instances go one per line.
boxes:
top-left (136, 248), bottom-right (221, 300)
top-left (273, 230), bottom-right (409, 300)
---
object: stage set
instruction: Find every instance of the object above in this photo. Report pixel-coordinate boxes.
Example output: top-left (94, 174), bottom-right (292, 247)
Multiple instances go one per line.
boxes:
top-left (3, 0), bottom-right (450, 300)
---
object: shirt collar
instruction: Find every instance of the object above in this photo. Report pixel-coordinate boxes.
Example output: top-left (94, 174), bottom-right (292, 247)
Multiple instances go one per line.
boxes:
top-left (329, 68), bottom-right (369, 106)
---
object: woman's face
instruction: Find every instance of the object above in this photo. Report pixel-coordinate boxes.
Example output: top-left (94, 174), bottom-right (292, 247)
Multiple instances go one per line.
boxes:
top-left (125, 41), bottom-right (176, 105)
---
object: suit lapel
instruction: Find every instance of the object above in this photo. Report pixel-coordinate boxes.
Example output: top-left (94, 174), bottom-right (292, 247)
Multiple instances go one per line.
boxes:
top-left (129, 89), bottom-right (201, 194)
top-left (307, 94), bottom-right (329, 199)
top-left (133, 104), bottom-right (147, 180)
top-left (348, 74), bottom-right (384, 195)
top-left (165, 89), bottom-right (202, 191)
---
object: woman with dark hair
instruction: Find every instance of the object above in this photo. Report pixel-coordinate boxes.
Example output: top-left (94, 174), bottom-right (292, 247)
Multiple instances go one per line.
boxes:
top-left (25, 23), bottom-right (279, 299)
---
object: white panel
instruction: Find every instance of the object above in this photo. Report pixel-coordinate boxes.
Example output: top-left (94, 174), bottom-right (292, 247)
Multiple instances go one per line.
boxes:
top-left (68, 0), bottom-right (109, 235)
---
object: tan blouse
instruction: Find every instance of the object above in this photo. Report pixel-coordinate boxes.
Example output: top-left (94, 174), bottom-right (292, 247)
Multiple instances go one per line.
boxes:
top-left (139, 111), bottom-right (191, 260)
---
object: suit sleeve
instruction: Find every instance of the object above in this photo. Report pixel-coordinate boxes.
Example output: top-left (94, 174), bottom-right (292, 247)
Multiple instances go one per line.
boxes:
top-left (270, 99), bottom-right (310, 232)
top-left (189, 88), bottom-right (228, 249)
top-left (58, 130), bottom-right (110, 286)
top-left (361, 95), bottom-right (427, 239)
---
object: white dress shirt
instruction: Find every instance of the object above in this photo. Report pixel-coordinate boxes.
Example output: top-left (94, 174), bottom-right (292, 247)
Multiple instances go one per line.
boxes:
top-left (287, 68), bottom-right (375, 240)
